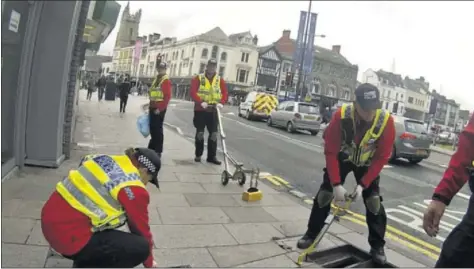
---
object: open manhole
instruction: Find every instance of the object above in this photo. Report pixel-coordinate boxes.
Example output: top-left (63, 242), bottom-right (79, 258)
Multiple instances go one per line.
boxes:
top-left (173, 159), bottom-right (197, 166)
top-left (306, 245), bottom-right (397, 268)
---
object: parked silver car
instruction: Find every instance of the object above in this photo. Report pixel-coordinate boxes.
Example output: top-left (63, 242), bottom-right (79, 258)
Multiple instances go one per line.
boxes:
top-left (390, 115), bottom-right (431, 164)
top-left (267, 101), bottom-right (321, 136)
top-left (436, 131), bottom-right (455, 145)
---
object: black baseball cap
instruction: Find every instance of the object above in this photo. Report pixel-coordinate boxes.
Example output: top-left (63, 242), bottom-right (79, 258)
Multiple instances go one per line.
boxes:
top-left (134, 148), bottom-right (161, 188)
top-left (354, 83), bottom-right (381, 110)
top-left (207, 59), bottom-right (217, 66)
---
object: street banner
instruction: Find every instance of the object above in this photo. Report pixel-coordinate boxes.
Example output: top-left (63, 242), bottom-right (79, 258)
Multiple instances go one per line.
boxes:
top-left (303, 13), bottom-right (318, 74)
top-left (134, 39), bottom-right (143, 64)
top-left (292, 11), bottom-right (307, 72)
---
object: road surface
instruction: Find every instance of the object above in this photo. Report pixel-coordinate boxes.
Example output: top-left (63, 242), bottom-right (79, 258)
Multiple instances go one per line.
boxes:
top-left (164, 100), bottom-right (471, 263)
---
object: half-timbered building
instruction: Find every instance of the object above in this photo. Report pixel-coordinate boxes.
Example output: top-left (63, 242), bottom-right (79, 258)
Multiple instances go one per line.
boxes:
top-left (255, 45), bottom-right (282, 92)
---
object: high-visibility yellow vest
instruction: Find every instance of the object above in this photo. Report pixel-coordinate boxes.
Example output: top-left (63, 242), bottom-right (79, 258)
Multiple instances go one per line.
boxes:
top-left (149, 75), bottom-right (169, 101)
top-left (56, 154), bottom-right (146, 232)
top-left (340, 104), bottom-right (390, 166)
top-left (305, 94), bottom-right (312, 102)
top-left (197, 74), bottom-right (222, 104)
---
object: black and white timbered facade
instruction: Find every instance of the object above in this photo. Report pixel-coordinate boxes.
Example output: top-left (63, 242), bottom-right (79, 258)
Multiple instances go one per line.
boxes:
top-left (255, 46), bottom-right (282, 92)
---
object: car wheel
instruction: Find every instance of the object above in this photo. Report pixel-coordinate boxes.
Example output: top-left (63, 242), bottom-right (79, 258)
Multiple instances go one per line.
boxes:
top-left (267, 117), bottom-right (273, 126)
top-left (287, 122), bottom-right (295, 133)
top-left (389, 146), bottom-right (397, 163)
top-left (409, 159), bottom-right (422, 165)
top-left (310, 131), bottom-right (318, 136)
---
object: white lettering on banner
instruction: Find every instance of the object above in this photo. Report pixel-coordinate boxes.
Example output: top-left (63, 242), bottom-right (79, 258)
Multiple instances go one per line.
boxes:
top-left (385, 208), bottom-right (446, 241)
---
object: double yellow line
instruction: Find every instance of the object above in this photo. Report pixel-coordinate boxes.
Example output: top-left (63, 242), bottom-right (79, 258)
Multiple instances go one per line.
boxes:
top-left (261, 175), bottom-right (291, 187)
top-left (329, 203), bottom-right (441, 260)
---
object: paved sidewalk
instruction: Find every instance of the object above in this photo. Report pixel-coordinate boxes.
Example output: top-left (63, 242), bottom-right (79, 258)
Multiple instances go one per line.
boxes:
top-left (2, 91), bottom-right (425, 268)
top-left (430, 145), bottom-right (455, 156)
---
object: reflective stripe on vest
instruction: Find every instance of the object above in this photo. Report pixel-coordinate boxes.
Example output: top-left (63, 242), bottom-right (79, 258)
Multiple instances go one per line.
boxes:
top-left (340, 104), bottom-right (389, 166)
top-left (56, 155), bottom-right (145, 232)
top-left (149, 75), bottom-right (168, 101)
top-left (197, 74), bottom-right (222, 104)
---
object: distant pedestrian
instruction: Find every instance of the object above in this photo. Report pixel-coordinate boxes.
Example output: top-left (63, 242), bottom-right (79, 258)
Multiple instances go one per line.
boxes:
top-left (96, 75), bottom-right (107, 102)
top-left (119, 78), bottom-right (131, 113)
top-left (86, 78), bottom-right (95, 100)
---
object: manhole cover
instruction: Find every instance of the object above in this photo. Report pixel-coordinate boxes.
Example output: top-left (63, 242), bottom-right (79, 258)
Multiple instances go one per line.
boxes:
top-left (173, 159), bottom-right (197, 166)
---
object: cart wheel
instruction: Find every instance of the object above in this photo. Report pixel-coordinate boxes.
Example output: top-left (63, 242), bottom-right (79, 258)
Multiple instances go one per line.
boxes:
top-left (221, 171), bottom-right (231, 186)
top-left (234, 170), bottom-right (246, 186)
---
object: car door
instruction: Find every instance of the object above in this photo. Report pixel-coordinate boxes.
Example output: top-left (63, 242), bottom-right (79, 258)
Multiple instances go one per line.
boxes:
top-left (272, 101), bottom-right (287, 126)
top-left (282, 102), bottom-right (295, 123)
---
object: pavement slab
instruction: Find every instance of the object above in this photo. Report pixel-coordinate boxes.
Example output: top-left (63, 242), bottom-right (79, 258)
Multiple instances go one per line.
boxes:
top-left (158, 182), bottom-right (207, 194)
top-left (224, 223), bottom-right (284, 244)
top-left (151, 224), bottom-right (237, 248)
top-left (185, 193), bottom-right (241, 207)
top-left (44, 257), bottom-right (74, 268)
top-left (263, 206), bottom-right (311, 222)
top-left (272, 221), bottom-right (308, 237)
top-left (231, 193), bottom-right (300, 207)
top-left (158, 207), bottom-right (230, 224)
top-left (175, 173), bottom-right (221, 184)
top-left (221, 207), bottom-right (278, 223)
top-left (237, 254), bottom-right (298, 268)
top-left (149, 193), bottom-right (190, 207)
top-left (26, 220), bottom-right (49, 246)
top-left (152, 248), bottom-right (218, 268)
top-left (208, 242), bottom-right (287, 267)
top-left (1, 217), bottom-right (36, 244)
top-left (2, 199), bottom-right (45, 219)
top-left (1, 243), bottom-right (49, 267)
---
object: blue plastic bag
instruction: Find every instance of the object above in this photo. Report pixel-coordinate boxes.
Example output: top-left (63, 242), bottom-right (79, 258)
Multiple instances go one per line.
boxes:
top-left (137, 112), bottom-right (150, 138)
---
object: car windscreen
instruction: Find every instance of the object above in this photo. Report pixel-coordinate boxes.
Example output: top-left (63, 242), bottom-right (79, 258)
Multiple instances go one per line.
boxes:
top-left (298, 104), bottom-right (319, 114)
top-left (404, 120), bottom-right (426, 134)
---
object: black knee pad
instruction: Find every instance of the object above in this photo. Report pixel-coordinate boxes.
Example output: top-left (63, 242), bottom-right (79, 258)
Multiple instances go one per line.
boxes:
top-left (365, 195), bottom-right (381, 215)
top-left (196, 132), bottom-right (204, 141)
top-left (316, 190), bottom-right (334, 208)
top-left (210, 132), bottom-right (218, 141)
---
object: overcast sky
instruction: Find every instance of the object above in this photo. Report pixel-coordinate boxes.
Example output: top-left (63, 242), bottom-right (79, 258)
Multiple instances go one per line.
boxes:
top-left (99, 1), bottom-right (474, 111)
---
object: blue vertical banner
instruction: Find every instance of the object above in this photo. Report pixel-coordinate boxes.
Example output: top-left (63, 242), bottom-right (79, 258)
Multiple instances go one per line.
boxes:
top-left (303, 13), bottom-right (318, 74)
top-left (292, 11), bottom-right (307, 72)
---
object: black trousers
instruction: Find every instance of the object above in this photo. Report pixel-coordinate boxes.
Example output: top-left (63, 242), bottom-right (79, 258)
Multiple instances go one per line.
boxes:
top-left (68, 230), bottom-right (149, 268)
top-left (148, 109), bottom-right (166, 154)
top-left (119, 95), bottom-right (128, 112)
top-left (193, 110), bottom-right (218, 159)
top-left (435, 180), bottom-right (474, 268)
top-left (98, 87), bottom-right (105, 101)
top-left (87, 89), bottom-right (93, 100)
top-left (307, 160), bottom-right (387, 249)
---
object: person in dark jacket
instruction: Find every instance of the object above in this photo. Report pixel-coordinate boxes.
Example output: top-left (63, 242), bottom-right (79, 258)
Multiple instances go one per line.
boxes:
top-left (119, 78), bottom-right (131, 113)
top-left (86, 78), bottom-right (95, 100)
top-left (97, 75), bottom-right (107, 101)
top-left (423, 114), bottom-right (474, 268)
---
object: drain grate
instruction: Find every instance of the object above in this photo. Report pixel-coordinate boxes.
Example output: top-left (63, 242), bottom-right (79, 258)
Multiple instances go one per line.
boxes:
top-left (173, 159), bottom-right (197, 166)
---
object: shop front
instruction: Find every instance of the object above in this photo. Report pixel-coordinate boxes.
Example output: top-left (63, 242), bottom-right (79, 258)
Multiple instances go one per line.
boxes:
top-left (1, 1), bottom-right (88, 178)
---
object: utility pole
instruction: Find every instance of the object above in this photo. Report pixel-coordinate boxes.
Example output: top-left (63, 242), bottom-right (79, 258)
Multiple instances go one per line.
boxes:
top-left (294, 0), bottom-right (312, 102)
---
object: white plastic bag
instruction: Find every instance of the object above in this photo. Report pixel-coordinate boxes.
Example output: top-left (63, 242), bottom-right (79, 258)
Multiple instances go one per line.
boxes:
top-left (137, 112), bottom-right (150, 138)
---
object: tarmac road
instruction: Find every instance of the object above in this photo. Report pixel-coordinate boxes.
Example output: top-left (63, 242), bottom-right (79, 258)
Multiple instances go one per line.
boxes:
top-left (164, 100), bottom-right (471, 262)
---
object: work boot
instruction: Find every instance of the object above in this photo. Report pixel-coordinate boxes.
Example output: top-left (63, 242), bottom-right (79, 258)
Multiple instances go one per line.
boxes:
top-left (194, 156), bottom-right (201, 162)
top-left (297, 233), bottom-right (315, 249)
top-left (207, 157), bottom-right (222, 165)
top-left (370, 247), bottom-right (387, 265)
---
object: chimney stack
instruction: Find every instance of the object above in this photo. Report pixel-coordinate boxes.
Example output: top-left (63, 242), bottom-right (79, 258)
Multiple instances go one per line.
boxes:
top-left (153, 33), bottom-right (160, 41)
top-left (282, 30), bottom-right (291, 39)
top-left (148, 34), bottom-right (153, 42)
top-left (252, 35), bottom-right (258, 45)
top-left (332, 45), bottom-right (341, 54)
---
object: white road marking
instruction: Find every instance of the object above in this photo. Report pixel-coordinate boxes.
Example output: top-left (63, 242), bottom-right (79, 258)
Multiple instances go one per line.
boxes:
top-left (259, 172), bottom-right (272, 177)
top-left (383, 165), bottom-right (393, 169)
top-left (169, 104), bottom-right (177, 107)
top-left (226, 112), bottom-right (235, 115)
top-left (456, 192), bottom-right (470, 200)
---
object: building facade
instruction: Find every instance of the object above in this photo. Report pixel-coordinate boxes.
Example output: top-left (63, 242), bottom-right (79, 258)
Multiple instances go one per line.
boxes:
top-left (429, 90), bottom-right (460, 130)
top-left (113, 27), bottom-right (260, 95)
top-left (255, 45), bottom-right (282, 92)
top-left (403, 76), bottom-right (431, 121)
top-left (272, 30), bottom-right (358, 107)
top-left (362, 69), bottom-right (407, 116)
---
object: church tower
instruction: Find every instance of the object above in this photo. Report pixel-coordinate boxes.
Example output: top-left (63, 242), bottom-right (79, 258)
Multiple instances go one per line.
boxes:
top-left (115, 1), bottom-right (141, 48)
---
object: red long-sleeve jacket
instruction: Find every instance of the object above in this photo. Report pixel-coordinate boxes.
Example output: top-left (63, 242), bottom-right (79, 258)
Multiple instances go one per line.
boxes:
top-left (150, 77), bottom-right (172, 112)
top-left (433, 113), bottom-right (474, 205)
top-left (190, 74), bottom-right (228, 111)
top-left (41, 186), bottom-right (155, 268)
top-left (324, 108), bottom-right (395, 188)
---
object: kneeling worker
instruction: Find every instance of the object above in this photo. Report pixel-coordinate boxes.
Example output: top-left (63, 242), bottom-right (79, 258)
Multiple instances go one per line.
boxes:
top-left (190, 58), bottom-right (228, 164)
top-left (297, 83), bottom-right (395, 264)
top-left (41, 147), bottom-right (161, 268)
